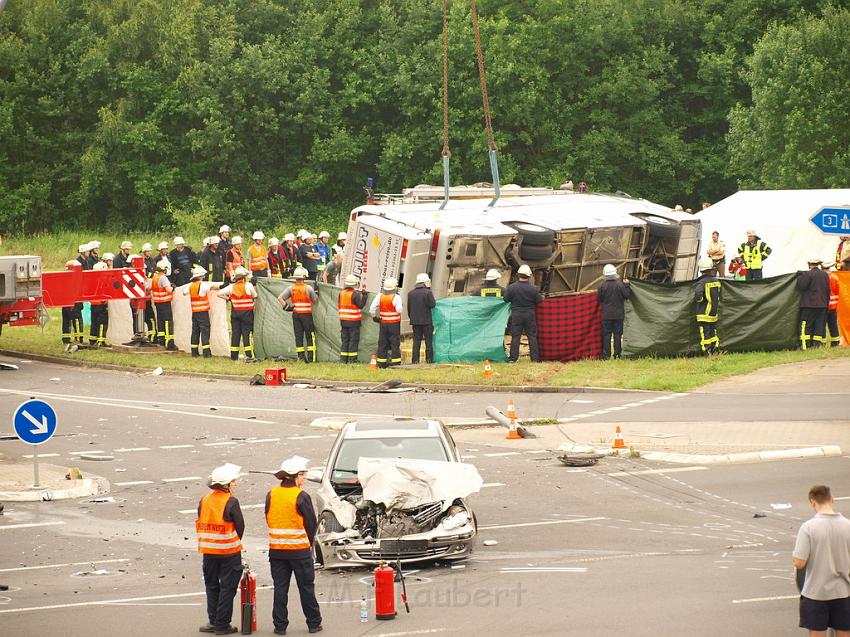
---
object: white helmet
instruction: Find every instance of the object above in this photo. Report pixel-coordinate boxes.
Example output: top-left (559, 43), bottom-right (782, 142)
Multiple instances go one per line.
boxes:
top-left (268, 237), bottom-right (280, 246)
top-left (158, 241), bottom-right (169, 250)
top-left (807, 256), bottom-right (823, 264)
top-left (78, 243), bottom-right (90, 253)
top-left (89, 240), bottom-right (101, 250)
top-left (297, 229), bottom-right (308, 239)
top-left (318, 230), bottom-right (330, 239)
top-left (293, 267), bottom-right (308, 279)
top-left (102, 252), bottom-right (115, 261)
top-left (120, 240), bottom-right (133, 250)
top-left (209, 235), bottom-right (220, 245)
top-left (191, 266), bottom-right (207, 279)
top-left (219, 224), bottom-right (231, 233)
top-left (338, 232), bottom-right (347, 241)
top-left (344, 274), bottom-right (359, 286)
top-left (383, 277), bottom-right (398, 291)
top-left (92, 261), bottom-right (108, 271)
top-left (252, 231), bottom-right (265, 241)
top-left (485, 269), bottom-right (500, 281)
top-left (232, 235), bottom-right (243, 245)
top-left (517, 264), bottom-right (532, 277)
top-left (141, 242), bottom-right (152, 252)
top-left (173, 236), bottom-right (185, 246)
top-left (415, 272), bottom-right (430, 284)
top-left (234, 266), bottom-right (249, 279)
top-left (284, 233), bottom-right (296, 242)
top-left (156, 259), bottom-right (170, 272)
top-left (603, 264), bottom-right (618, 278)
top-left (203, 237), bottom-right (211, 247)
top-left (277, 456), bottom-right (309, 476)
top-left (699, 257), bottom-right (715, 271)
top-left (209, 463), bottom-right (241, 487)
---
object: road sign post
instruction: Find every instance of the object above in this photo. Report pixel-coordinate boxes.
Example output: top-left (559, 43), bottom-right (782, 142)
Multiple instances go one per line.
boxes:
top-left (13, 399), bottom-right (58, 488)
top-left (810, 206), bottom-right (850, 235)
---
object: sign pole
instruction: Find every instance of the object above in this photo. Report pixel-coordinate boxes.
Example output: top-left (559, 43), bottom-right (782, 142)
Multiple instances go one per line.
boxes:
top-left (33, 445), bottom-right (40, 488)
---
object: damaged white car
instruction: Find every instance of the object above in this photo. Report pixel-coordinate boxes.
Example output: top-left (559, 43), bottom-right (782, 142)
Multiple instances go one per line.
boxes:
top-left (307, 418), bottom-right (482, 568)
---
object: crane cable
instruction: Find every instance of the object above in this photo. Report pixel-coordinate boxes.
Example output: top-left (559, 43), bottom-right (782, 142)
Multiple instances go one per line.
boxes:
top-left (439, 0), bottom-right (451, 210)
top-left (469, 0), bottom-right (501, 206)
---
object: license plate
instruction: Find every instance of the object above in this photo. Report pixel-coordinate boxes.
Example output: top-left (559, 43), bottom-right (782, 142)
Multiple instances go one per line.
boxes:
top-left (380, 539), bottom-right (428, 553)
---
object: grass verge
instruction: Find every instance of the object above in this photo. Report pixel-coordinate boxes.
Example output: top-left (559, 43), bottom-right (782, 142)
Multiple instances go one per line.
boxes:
top-left (3, 309), bottom-right (849, 391)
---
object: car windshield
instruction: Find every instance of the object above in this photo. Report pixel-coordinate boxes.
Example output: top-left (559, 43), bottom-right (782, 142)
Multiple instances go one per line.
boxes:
top-left (331, 436), bottom-right (448, 482)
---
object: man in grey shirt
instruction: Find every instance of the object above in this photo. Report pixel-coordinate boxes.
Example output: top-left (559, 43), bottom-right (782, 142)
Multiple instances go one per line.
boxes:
top-left (793, 484), bottom-right (850, 636)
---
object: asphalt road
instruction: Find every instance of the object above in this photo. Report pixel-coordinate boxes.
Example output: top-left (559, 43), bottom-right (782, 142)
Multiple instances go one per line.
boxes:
top-left (0, 358), bottom-right (848, 636)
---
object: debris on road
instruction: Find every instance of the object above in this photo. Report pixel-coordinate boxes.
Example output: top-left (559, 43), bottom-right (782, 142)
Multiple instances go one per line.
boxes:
top-left (556, 442), bottom-right (606, 467)
top-left (79, 454), bottom-right (114, 461)
top-left (89, 496), bottom-right (123, 503)
top-left (770, 503), bottom-right (792, 510)
top-left (482, 540), bottom-right (498, 547)
top-left (49, 377), bottom-right (61, 382)
top-left (150, 367), bottom-right (164, 376)
top-left (65, 468), bottom-right (83, 480)
top-left (485, 405), bottom-right (536, 438)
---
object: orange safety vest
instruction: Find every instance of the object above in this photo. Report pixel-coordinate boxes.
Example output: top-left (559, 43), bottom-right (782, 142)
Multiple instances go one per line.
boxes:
top-left (190, 281), bottom-right (210, 313)
top-left (248, 243), bottom-right (268, 271)
top-left (230, 280), bottom-right (255, 311)
top-left (227, 248), bottom-right (243, 275)
top-left (829, 272), bottom-right (839, 311)
top-left (266, 486), bottom-right (310, 551)
top-left (379, 293), bottom-right (401, 323)
top-left (338, 288), bottom-right (362, 322)
top-left (290, 283), bottom-right (313, 314)
top-left (151, 272), bottom-right (173, 304)
top-left (196, 490), bottom-right (242, 555)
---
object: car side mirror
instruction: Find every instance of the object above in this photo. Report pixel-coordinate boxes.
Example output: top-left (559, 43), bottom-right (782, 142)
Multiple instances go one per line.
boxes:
top-left (305, 468), bottom-right (324, 484)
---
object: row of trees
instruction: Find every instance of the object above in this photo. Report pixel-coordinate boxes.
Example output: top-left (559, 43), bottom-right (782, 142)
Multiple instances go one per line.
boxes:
top-left (1, 0), bottom-right (848, 233)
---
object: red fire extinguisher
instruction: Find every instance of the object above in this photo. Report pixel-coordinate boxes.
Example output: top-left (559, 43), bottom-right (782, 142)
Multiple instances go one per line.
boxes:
top-left (374, 562), bottom-right (397, 620)
top-left (240, 565), bottom-right (257, 634)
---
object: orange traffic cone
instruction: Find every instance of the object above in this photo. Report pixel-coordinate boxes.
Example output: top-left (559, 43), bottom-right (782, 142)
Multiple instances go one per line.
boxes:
top-left (505, 399), bottom-right (521, 440)
top-left (483, 360), bottom-right (494, 378)
top-left (369, 354), bottom-right (378, 371)
top-left (611, 426), bottom-right (627, 449)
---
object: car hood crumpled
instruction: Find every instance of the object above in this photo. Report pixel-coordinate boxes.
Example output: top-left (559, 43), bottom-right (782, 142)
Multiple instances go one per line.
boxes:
top-left (356, 457), bottom-right (483, 513)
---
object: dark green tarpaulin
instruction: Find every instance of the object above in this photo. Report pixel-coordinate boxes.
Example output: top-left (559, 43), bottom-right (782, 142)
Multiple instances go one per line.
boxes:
top-left (254, 279), bottom-right (379, 362)
top-left (433, 297), bottom-right (509, 362)
top-left (623, 273), bottom-right (801, 357)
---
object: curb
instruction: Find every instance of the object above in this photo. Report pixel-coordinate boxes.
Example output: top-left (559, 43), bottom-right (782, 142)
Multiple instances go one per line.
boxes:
top-left (0, 349), bottom-right (645, 395)
top-left (0, 476), bottom-right (110, 502)
top-left (639, 445), bottom-right (843, 465)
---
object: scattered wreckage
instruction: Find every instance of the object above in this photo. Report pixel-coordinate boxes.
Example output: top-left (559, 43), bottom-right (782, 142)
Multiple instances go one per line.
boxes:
top-left (308, 418), bottom-right (482, 568)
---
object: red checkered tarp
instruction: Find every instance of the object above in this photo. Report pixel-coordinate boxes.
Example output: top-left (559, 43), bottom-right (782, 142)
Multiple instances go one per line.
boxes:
top-left (536, 292), bottom-right (602, 361)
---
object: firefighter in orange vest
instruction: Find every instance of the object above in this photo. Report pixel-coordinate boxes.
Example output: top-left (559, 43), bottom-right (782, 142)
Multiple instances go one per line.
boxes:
top-left (225, 236), bottom-right (243, 286)
top-left (217, 266), bottom-right (258, 362)
top-left (150, 259), bottom-right (178, 350)
top-left (266, 456), bottom-right (322, 635)
top-left (338, 274), bottom-right (367, 363)
top-left (278, 267), bottom-right (318, 363)
top-left (826, 261), bottom-right (841, 346)
top-left (184, 266), bottom-right (222, 357)
top-left (369, 277), bottom-right (403, 368)
top-left (196, 462), bottom-right (245, 635)
top-left (248, 231), bottom-right (269, 282)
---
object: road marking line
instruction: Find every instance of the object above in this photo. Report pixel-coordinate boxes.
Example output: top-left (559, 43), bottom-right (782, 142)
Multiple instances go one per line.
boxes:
top-left (732, 594), bottom-right (797, 604)
top-left (480, 517), bottom-right (605, 531)
top-left (0, 558), bottom-right (130, 573)
top-left (834, 496), bottom-right (850, 501)
top-left (162, 476), bottom-right (201, 483)
top-left (499, 567), bottom-right (587, 573)
top-left (22, 453), bottom-right (60, 458)
top-left (245, 438), bottom-right (280, 444)
top-left (114, 447), bottom-right (150, 453)
top-left (288, 435), bottom-right (323, 440)
top-left (179, 502), bottom-right (264, 515)
top-left (160, 444), bottom-right (194, 449)
top-left (525, 450), bottom-right (549, 454)
top-left (483, 452), bottom-right (521, 457)
top-left (370, 630), bottom-right (447, 637)
top-left (571, 399), bottom-right (594, 404)
top-left (607, 466), bottom-right (708, 477)
top-left (70, 450), bottom-right (105, 455)
top-left (115, 481), bottom-right (155, 486)
top-left (203, 441), bottom-right (239, 447)
top-left (482, 483), bottom-right (505, 488)
top-left (108, 602), bottom-right (202, 607)
top-left (0, 521), bottom-right (65, 531)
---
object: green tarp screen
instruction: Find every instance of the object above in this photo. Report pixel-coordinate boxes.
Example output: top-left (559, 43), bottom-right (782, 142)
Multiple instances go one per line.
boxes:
top-left (433, 297), bottom-right (509, 362)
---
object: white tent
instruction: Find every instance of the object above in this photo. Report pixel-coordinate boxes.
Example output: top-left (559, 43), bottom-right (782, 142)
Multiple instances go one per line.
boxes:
top-left (696, 189), bottom-right (850, 276)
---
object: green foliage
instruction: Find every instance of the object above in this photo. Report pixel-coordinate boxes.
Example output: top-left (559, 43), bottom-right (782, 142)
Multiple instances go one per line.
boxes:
top-left (0, 0), bottom-right (845, 236)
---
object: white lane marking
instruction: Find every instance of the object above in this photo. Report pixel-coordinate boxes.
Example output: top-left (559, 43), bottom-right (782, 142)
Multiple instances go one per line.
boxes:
top-left (607, 466), bottom-right (708, 477)
top-left (480, 517), bottom-right (605, 531)
top-left (525, 450), bottom-right (549, 454)
top-left (0, 589), bottom-right (264, 614)
top-left (834, 496), bottom-right (850, 501)
top-left (179, 503), bottom-right (264, 515)
top-left (178, 508), bottom-right (196, 515)
top-left (571, 399), bottom-right (594, 404)
top-left (483, 452), bottom-right (521, 457)
top-left (0, 558), bottom-right (130, 573)
top-left (108, 603), bottom-right (202, 607)
top-left (203, 441), bottom-right (239, 447)
top-left (22, 453), bottom-right (60, 458)
top-left (70, 450), bottom-right (105, 455)
top-left (245, 438), bottom-right (280, 444)
top-left (0, 521), bottom-right (65, 531)
top-left (288, 435), bottom-right (323, 440)
top-left (162, 476), bottom-right (201, 483)
top-left (370, 630), bottom-right (447, 637)
top-left (114, 447), bottom-right (151, 453)
top-left (160, 444), bottom-right (194, 449)
top-left (0, 389), bottom-right (275, 424)
top-left (499, 567), bottom-right (587, 573)
top-left (732, 594), bottom-right (798, 604)
top-left (115, 481), bottom-right (155, 486)
top-left (482, 483), bottom-right (505, 488)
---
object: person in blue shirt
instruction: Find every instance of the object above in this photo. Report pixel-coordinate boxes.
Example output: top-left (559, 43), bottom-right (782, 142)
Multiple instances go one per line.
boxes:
top-left (315, 231), bottom-right (332, 274)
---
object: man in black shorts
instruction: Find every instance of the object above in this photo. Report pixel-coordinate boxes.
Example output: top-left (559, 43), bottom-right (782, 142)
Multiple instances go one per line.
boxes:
top-left (793, 484), bottom-right (850, 636)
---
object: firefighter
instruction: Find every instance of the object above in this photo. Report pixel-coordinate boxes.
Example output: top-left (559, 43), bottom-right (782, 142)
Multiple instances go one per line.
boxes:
top-left (370, 277), bottom-right (403, 368)
top-left (151, 259), bottom-right (177, 350)
top-left (76, 244), bottom-right (91, 270)
top-left (218, 225), bottom-right (233, 253)
top-left (694, 258), bottom-right (720, 355)
top-left (157, 241), bottom-right (170, 265)
top-left (504, 264), bottom-right (544, 363)
top-left (282, 233), bottom-right (298, 277)
top-left (268, 237), bottom-right (284, 278)
top-left (265, 456), bottom-right (322, 635)
top-left (316, 231), bottom-right (331, 273)
top-left (86, 240), bottom-right (101, 269)
top-left (141, 243), bottom-right (157, 340)
top-left (825, 261), bottom-right (841, 346)
top-left (62, 260), bottom-right (85, 351)
top-left (737, 230), bottom-right (772, 281)
top-left (248, 231), bottom-right (269, 281)
top-left (472, 269), bottom-right (506, 297)
top-left (113, 241), bottom-right (133, 268)
top-left (278, 267), bottom-right (318, 363)
top-left (337, 274), bottom-right (366, 363)
top-left (597, 264), bottom-right (630, 359)
top-left (408, 272), bottom-right (436, 364)
top-left (298, 234), bottom-right (322, 281)
top-left (88, 262), bottom-right (110, 347)
top-left (218, 266), bottom-right (257, 362)
top-left (225, 236), bottom-right (243, 286)
top-left (200, 236), bottom-right (225, 283)
top-left (169, 237), bottom-right (196, 288)
top-left (196, 462), bottom-right (244, 636)
top-left (797, 257), bottom-right (830, 350)
top-left (102, 252), bottom-right (114, 268)
top-left (184, 266), bottom-right (222, 357)
top-left (333, 232), bottom-right (346, 256)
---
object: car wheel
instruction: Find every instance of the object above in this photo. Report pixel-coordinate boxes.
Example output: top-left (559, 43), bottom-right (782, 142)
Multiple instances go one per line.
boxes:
top-left (507, 222), bottom-right (555, 246)
top-left (519, 242), bottom-right (555, 261)
top-left (635, 214), bottom-right (680, 240)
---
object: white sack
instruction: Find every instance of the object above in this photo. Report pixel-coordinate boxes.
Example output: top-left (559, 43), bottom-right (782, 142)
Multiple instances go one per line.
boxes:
top-left (106, 299), bottom-right (133, 344)
top-left (172, 284), bottom-right (230, 356)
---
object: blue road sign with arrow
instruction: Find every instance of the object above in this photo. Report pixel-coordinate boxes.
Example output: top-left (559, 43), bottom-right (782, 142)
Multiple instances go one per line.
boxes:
top-left (13, 399), bottom-right (57, 445)
top-left (810, 206), bottom-right (850, 235)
